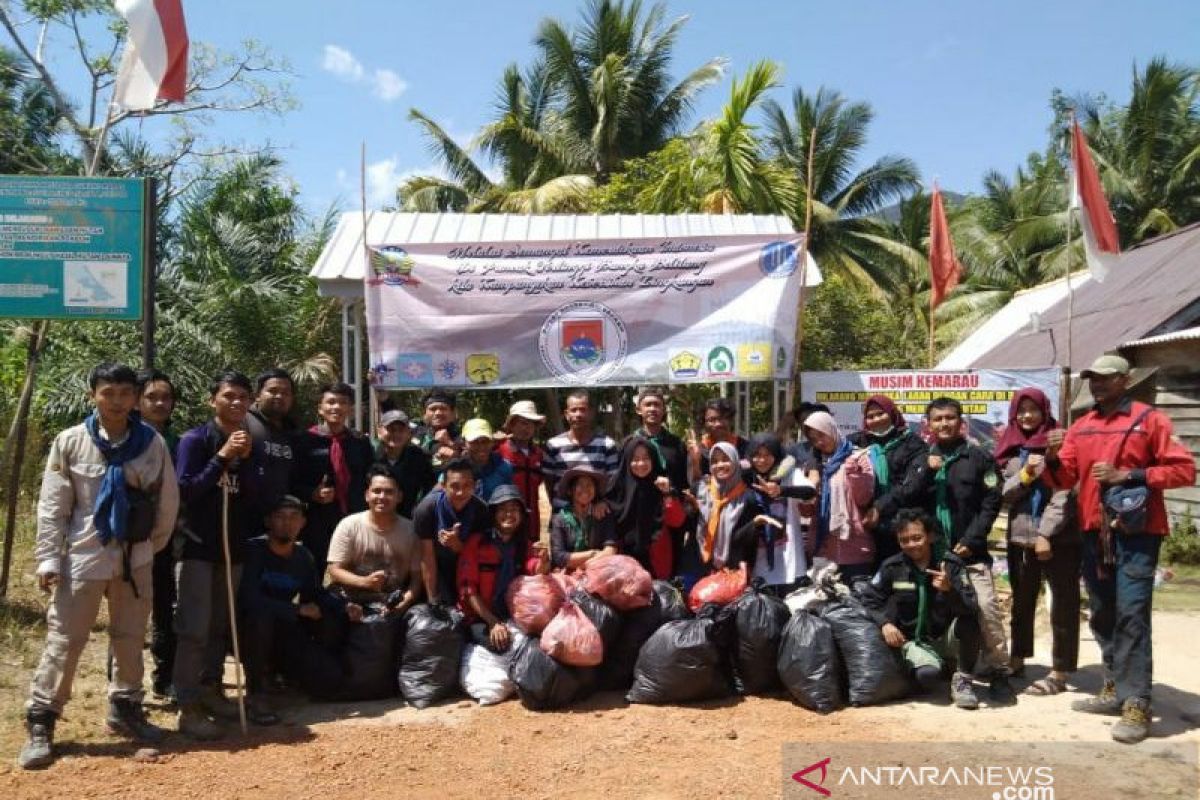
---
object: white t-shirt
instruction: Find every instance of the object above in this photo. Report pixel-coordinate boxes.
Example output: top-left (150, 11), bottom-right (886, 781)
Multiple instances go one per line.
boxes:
top-left (327, 511), bottom-right (420, 602)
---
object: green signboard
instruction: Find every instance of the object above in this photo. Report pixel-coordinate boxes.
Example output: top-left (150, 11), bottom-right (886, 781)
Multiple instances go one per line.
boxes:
top-left (0, 175), bottom-right (148, 320)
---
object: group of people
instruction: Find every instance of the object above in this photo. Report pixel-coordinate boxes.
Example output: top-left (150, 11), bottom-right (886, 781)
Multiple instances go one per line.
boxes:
top-left (17, 353), bottom-right (1194, 770)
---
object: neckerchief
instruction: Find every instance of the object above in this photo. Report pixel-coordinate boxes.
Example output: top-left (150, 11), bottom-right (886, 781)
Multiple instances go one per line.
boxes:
top-left (636, 426), bottom-right (670, 472)
top-left (932, 441), bottom-right (967, 560)
top-left (560, 508), bottom-right (592, 552)
top-left (85, 412), bottom-right (156, 545)
top-left (310, 424), bottom-right (351, 513)
top-left (434, 490), bottom-right (476, 542)
top-left (867, 428), bottom-right (909, 495)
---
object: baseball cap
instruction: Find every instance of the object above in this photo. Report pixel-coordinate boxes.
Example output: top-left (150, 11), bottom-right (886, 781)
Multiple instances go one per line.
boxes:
top-left (462, 418), bottom-right (496, 442)
top-left (380, 409), bottom-right (410, 427)
top-left (1080, 354), bottom-right (1131, 379)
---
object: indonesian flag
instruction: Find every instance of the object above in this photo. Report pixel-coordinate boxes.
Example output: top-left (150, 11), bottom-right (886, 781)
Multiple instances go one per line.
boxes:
top-left (928, 185), bottom-right (962, 309)
top-left (112, 0), bottom-right (189, 111)
top-left (1070, 118), bottom-right (1120, 282)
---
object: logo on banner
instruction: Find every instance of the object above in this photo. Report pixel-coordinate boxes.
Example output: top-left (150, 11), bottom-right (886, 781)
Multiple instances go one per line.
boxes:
top-left (669, 350), bottom-right (702, 380)
top-left (368, 246), bottom-right (420, 287)
top-left (539, 301), bottom-right (628, 382)
top-left (436, 358), bottom-right (461, 383)
top-left (466, 353), bottom-right (500, 385)
top-left (738, 342), bottom-right (773, 378)
top-left (394, 353), bottom-right (433, 386)
top-left (706, 346), bottom-right (736, 378)
top-left (370, 361), bottom-right (396, 384)
top-left (759, 240), bottom-right (798, 278)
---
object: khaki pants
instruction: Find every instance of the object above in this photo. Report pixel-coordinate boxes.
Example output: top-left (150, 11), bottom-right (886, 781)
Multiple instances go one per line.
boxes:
top-left (27, 564), bottom-right (153, 716)
top-left (966, 562), bottom-right (1010, 676)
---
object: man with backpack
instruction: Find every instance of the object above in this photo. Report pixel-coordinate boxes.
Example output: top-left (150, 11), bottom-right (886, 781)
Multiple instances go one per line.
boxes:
top-left (19, 363), bottom-right (179, 769)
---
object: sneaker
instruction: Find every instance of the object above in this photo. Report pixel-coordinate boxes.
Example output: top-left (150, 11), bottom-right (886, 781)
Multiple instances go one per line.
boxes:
top-left (988, 674), bottom-right (1018, 706)
top-left (177, 704), bottom-right (224, 741)
top-left (16, 710), bottom-right (57, 770)
top-left (951, 672), bottom-right (980, 710)
top-left (198, 685), bottom-right (241, 722)
top-left (245, 696), bottom-right (280, 727)
top-left (1112, 699), bottom-right (1151, 744)
top-left (1072, 680), bottom-right (1121, 716)
top-left (106, 699), bottom-right (167, 744)
top-left (151, 681), bottom-right (176, 702)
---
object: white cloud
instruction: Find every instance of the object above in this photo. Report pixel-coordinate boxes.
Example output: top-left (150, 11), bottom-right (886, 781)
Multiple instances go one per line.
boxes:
top-left (321, 44), bottom-right (364, 82)
top-left (371, 69), bottom-right (408, 102)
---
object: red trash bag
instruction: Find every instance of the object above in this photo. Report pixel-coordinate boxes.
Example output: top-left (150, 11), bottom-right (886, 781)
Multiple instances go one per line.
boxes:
top-left (550, 571), bottom-right (579, 597)
top-left (540, 602), bottom-right (604, 667)
top-left (506, 575), bottom-right (566, 636)
top-left (583, 554), bottom-right (653, 611)
top-left (688, 566), bottom-right (748, 613)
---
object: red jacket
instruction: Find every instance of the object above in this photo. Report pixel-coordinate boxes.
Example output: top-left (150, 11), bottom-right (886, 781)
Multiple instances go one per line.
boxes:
top-left (496, 439), bottom-right (543, 541)
top-left (1045, 399), bottom-right (1195, 535)
top-left (456, 532), bottom-right (541, 624)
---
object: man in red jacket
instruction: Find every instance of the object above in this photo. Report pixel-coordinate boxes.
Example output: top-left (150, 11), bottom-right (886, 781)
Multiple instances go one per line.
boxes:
top-left (496, 400), bottom-right (546, 542)
top-left (1044, 354), bottom-right (1195, 743)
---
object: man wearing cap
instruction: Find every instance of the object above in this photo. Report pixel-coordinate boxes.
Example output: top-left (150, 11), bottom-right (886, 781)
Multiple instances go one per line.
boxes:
top-left (414, 390), bottom-right (462, 474)
top-left (239, 495), bottom-right (347, 721)
top-left (457, 418), bottom-right (514, 501)
top-left (542, 389), bottom-right (620, 501)
top-left (497, 400), bottom-right (546, 542)
top-left (1044, 354), bottom-right (1195, 743)
top-left (457, 484), bottom-right (549, 651)
top-left (375, 408), bottom-right (435, 519)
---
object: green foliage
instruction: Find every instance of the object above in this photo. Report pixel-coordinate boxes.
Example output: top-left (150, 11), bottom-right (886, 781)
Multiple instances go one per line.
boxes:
top-left (799, 273), bottom-right (923, 371)
top-left (1164, 506), bottom-right (1200, 565)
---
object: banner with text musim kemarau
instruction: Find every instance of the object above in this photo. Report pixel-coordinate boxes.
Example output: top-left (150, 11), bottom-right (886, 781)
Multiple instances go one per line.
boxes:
top-left (799, 368), bottom-right (1061, 451)
top-left (364, 233), bottom-right (812, 389)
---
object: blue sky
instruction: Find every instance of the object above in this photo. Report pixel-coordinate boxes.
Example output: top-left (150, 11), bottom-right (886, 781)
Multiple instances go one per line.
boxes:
top-left (34, 1), bottom-right (1200, 214)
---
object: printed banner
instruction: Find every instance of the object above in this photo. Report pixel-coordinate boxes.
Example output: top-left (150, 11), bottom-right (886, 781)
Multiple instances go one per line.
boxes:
top-left (365, 233), bottom-right (809, 389)
top-left (799, 368), bottom-right (1062, 450)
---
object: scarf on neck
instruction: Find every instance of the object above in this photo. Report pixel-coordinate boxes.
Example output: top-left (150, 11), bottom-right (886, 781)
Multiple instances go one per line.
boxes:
top-left (559, 507), bottom-right (592, 552)
top-left (488, 528), bottom-right (522, 616)
top-left (310, 423), bottom-right (351, 513)
top-left (932, 440), bottom-right (968, 560)
top-left (434, 489), bottom-right (476, 543)
top-left (803, 412), bottom-right (853, 553)
top-left (700, 441), bottom-right (748, 565)
top-left (85, 411), bottom-right (156, 546)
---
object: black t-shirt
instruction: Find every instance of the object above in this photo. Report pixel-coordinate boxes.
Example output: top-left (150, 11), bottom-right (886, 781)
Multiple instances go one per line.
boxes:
top-left (411, 490), bottom-right (490, 604)
top-left (374, 441), bottom-right (436, 519)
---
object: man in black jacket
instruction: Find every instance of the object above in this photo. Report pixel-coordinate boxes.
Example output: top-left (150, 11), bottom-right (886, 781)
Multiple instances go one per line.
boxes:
top-left (246, 368), bottom-right (299, 513)
top-left (862, 509), bottom-right (982, 709)
top-left (374, 409), bottom-right (436, 519)
top-left (919, 397), bottom-right (1015, 705)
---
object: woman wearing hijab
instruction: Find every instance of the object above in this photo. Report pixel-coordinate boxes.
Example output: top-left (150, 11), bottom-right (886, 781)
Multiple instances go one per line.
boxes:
top-left (851, 395), bottom-right (930, 567)
top-left (996, 388), bottom-right (1080, 695)
top-left (744, 432), bottom-right (816, 595)
top-left (801, 411), bottom-right (876, 585)
top-left (680, 442), bottom-right (763, 588)
top-left (607, 435), bottom-right (686, 579)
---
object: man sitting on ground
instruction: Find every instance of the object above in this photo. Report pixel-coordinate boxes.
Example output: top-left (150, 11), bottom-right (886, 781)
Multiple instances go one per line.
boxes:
top-left (861, 509), bottom-right (983, 709)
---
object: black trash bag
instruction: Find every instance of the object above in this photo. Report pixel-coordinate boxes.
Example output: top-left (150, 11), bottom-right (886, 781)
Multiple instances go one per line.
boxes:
top-left (337, 612), bottom-right (402, 700)
top-left (626, 604), bottom-right (736, 705)
top-left (730, 581), bottom-right (791, 695)
top-left (819, 599), bottom-right (909, 706)
top-left (601, 581), bottom-right (691, 690)
top-left (398, 604), bottom-right (464, 709)
top-left (777, 610), bottom-right (844, 713)
top-left (570, 588), bottom-right (622, 651)
top-left (507, 632), bottom-right (596, 710)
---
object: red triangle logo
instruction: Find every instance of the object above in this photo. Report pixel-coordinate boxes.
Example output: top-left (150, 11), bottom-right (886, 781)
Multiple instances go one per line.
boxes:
top-left (791, 757), bottom-right (832, 796)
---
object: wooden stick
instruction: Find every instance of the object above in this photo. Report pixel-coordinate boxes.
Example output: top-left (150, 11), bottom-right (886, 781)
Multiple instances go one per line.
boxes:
top-left (220, 472), bottom-right (248, 735)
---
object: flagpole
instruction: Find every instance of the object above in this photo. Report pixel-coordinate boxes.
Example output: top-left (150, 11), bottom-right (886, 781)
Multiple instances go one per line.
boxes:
top-left (1065, 113), bottom-right (1076, 373)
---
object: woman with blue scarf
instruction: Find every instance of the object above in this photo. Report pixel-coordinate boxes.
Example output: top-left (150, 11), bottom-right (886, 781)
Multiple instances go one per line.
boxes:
top-left (801, 411), bottom-right (876, 585)
top-left (996, 388), bottom-right (1079, 695)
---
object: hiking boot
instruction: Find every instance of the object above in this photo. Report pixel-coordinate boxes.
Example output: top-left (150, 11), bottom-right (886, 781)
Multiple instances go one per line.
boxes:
top-left (106, 699), bottom-right (167, 744)
top-left (988, 674), bottom-right (1018, 706)
top-left (1072, 680), bottom-right (1121, 716)
top-left (951, 671), bottom-right (980, 710)
top-left (151, 681), bottom-right (176, 703)
top-left (198, 684), bottom-right (241, 722)
top-left (177, 704), bottom-right (224, 741)
top-left (1112, 699), bottom-right (1152, 744)
top-left (17, 709), bottom-right (57, 770)
top-left (245, 695), bottom-right (280, 727)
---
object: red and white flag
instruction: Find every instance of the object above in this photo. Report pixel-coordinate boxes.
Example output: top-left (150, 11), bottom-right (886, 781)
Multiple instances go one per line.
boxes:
top-left (112, 0), bottom-right (189, 111)
top-left (928, 185), bottom-right (962, 309)
top-left (1070, 118), bottom-right (1120, 282)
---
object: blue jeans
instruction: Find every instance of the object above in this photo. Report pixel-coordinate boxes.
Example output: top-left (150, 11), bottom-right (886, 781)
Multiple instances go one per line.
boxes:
top-left (1080, 531), bottom-right (1161, 704)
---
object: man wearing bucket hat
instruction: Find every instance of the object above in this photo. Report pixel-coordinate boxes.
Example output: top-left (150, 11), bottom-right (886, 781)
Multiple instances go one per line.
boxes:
top-left (1044, 354), bottom-right (1195, 743)
top-left (458, 418), bottom-right (514, 501)
top-left (497, 400), bottom-right (546, 542)
top-left (457, 484), bottom-right (548, 651)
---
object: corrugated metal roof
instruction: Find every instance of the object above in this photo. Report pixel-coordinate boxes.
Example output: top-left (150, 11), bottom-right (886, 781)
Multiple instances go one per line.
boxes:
top-left (309, 211), bottom-right (809, 298)
top-left (937, 274), bottom-right (1089, 369)
top-left (1120, 325), bottom-right (1200, 349)
top-left (951, 223), bottom-right (1200, 369)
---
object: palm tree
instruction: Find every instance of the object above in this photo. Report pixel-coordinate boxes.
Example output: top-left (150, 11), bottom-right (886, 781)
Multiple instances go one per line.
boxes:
top-left (762, 87), bottom-right (921, 291)
top-left (1079, 58), bottom-right (1200, 244)
top-left (534, 0), bottom-right (727, 179)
